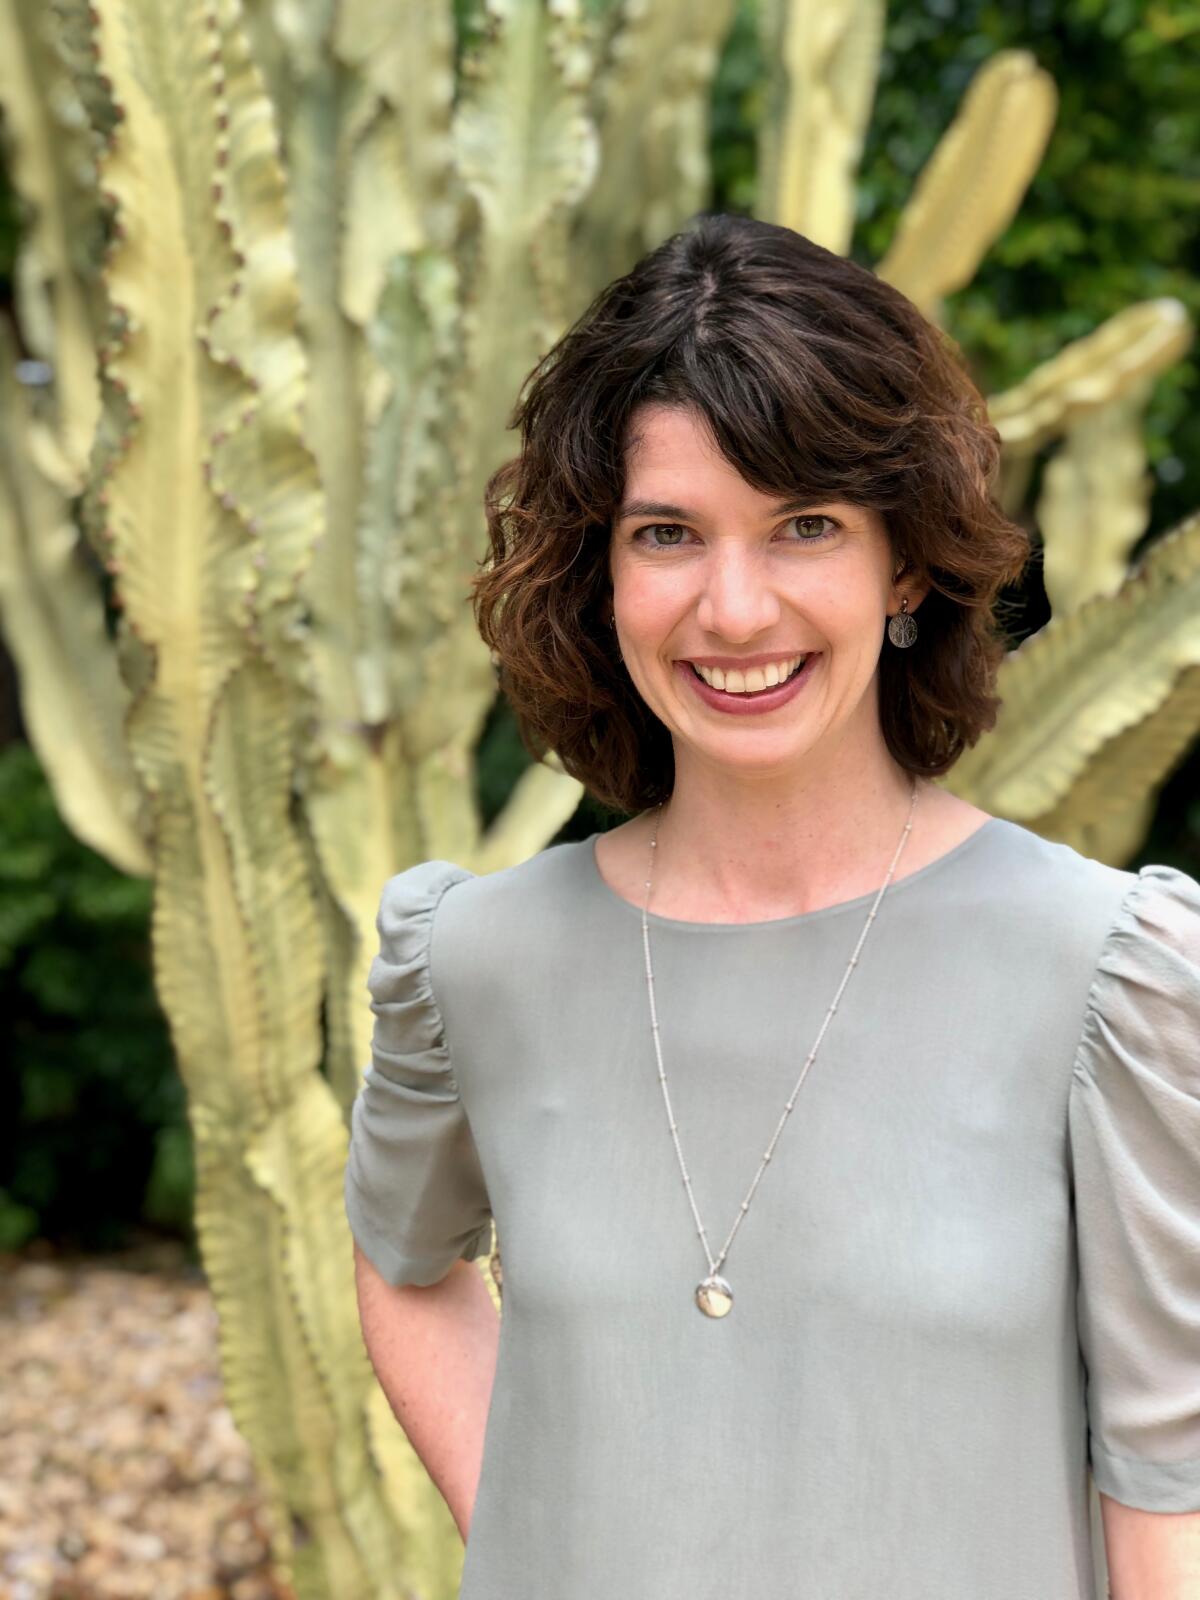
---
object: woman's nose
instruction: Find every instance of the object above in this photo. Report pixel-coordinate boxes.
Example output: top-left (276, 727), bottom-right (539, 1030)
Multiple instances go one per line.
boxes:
top-left (694, 552), bottom-right (783, 640)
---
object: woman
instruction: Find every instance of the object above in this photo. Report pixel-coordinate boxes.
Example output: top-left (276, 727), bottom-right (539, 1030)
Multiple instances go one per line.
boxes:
top-left (345, 214), bottom-right (1200, 1599)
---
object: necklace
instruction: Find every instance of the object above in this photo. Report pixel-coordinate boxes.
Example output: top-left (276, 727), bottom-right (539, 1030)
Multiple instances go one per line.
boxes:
top-left (640, 779), bottom-right (920, 1317)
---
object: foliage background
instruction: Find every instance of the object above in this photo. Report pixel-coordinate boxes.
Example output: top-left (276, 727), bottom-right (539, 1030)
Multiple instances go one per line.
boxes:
top-left (1, 0), bottom-right (1198, 1256)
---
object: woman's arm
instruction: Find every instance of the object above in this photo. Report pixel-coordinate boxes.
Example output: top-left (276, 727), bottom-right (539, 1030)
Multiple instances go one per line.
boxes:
top-left (353, 1243), bottom-right (501, 1542)
top-left (1100, 1493), bottom-right (1200, 1600)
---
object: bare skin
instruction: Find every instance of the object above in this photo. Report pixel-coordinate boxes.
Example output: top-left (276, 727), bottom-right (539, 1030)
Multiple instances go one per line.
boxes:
top-left (353, 1244), bottom-right (499, 1544)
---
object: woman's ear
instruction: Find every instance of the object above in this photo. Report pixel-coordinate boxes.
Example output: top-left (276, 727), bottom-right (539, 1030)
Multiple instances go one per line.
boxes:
top-left (892, 554), bottom-right (930, 614)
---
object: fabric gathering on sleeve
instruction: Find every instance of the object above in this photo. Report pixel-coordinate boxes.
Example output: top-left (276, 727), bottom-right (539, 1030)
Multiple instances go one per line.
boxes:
top-left (344, 859), bottom-right (493, 1288)
top-left (1068, 861), bottom-right (1200, 1513)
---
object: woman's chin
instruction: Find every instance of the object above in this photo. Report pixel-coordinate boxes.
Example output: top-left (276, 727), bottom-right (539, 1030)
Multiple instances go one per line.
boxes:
top-left (669, 721), bottom-right (828, 777)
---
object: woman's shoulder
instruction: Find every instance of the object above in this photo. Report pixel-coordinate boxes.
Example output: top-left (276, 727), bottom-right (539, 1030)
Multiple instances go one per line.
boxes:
top-left (405, 835), bottom-right (590, 954)
top-left (978, 815), bottom-right (1200, 970)
top-left (367, 841), bottom-right (588, 1017)
top-left (979, 815), bottom-right (1134, 911)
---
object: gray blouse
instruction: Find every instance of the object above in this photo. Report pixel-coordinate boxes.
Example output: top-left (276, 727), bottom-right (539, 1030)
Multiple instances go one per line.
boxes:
top-left (344, 815), bottom-right (1200, 1600)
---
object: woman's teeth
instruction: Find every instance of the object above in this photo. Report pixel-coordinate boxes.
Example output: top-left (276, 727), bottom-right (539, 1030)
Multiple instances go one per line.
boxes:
top-left (691, 654), bottom-right (808, 694)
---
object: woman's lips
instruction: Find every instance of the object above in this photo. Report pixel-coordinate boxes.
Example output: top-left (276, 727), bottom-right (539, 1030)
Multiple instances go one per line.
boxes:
top-left (677, 653), bottom-right (820, 714)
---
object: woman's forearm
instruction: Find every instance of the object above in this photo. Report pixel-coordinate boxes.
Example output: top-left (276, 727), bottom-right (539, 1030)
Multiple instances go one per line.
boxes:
top-left (1100, 1493), bottom-right (1200, 1600)
top-left (353, 1245), bottom-right (501, 1541)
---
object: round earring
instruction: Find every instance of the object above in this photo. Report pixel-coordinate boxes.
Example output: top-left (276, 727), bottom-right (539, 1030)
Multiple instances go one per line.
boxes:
top-left (887, 596), bottom-right (918, 648)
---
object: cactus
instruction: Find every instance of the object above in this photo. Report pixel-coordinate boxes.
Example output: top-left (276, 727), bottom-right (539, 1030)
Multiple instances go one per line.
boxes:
top-left (872, 50), bottom-right (1059, 318)
top-left (80, 3), bottom-right (403, 1594)
top-left (756, 0), bottom-right (885, 256)
top-left (947, 511), bottom-right (1200, 849)
top-left (0, 0), bottom-right (103, 488)
top-left (570, 0), bottom-right (739, 291)
top-left (0, 319), bottom-right (150, 874)
top-left (0, 3), bottom-right (1197, 1598)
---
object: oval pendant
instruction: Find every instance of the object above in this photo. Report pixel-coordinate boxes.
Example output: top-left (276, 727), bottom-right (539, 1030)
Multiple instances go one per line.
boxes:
top-left (887, 609), bottom-right (918, 648)
top-left (695, 1274), bottom-right (733, 1318)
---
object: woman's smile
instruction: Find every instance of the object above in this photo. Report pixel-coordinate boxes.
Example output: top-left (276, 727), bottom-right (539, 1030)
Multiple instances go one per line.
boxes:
top-left (676, 651), bottom-right (821, 714)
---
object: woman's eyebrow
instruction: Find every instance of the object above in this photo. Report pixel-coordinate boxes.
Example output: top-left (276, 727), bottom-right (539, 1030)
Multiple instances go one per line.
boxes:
top-left (615, 495), bottom-right (828, 522)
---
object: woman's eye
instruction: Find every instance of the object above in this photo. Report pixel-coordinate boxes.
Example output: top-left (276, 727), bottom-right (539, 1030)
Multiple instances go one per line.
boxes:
top-left (635, 523), bottom-right (689, 548)
top-left (790, 515), bottom-right (838, 542)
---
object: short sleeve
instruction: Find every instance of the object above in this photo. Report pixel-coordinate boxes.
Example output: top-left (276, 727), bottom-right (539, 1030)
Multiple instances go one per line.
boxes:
top-left (344, 859), bottom-right (494, 1288)
top-left (1068, 862), bottom-right (1200, 1512)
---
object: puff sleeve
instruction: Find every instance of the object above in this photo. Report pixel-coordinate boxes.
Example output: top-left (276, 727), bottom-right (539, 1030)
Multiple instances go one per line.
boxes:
top-left (344, 860), bottom-right (494, 1288)
top-left (1068, 862), bottom-right (1200, 1512)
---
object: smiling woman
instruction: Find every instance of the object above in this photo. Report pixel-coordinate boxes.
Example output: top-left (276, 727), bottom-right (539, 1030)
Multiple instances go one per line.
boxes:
top-left (605, 403), bottom-right (930, 799)
top-left (472, 212), bottom-right (1031, 816)
top-left (346, 212), bottom-right (1200, 1600)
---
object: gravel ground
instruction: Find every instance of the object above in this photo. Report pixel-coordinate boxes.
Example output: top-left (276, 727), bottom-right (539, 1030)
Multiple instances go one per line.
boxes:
top-left (0, 1239), bottom-right (294, 1600)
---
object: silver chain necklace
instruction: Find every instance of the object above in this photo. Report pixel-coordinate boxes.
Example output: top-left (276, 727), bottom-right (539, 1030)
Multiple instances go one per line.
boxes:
top-left (639, 779), bottom-right (919, 1318)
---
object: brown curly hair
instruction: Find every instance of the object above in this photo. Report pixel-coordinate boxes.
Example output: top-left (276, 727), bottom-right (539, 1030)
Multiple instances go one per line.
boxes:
top-left (471, 213), bottom-right (1031, 817)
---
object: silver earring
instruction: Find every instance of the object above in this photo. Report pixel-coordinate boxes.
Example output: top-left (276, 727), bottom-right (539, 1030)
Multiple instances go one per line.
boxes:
top-left (887, 596), bottom-right (918, 648)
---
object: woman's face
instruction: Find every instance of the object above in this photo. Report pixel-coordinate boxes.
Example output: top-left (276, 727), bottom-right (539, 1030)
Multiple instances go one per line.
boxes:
top-left (607, 403), bottom-right (917, 783)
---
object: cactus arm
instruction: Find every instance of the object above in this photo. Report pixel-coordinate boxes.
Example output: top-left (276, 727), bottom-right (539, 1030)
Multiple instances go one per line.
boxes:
top-left (988, 298), bottom-right (1193, 456)
top-left (570, 0), bottom-right (738, 293)
top-left (334, 0), bottom-right (460, 317)
top-left (378, 0), bottom-right (599, 864)
top-left (252, 13), bottom-right (412, 1129)
top-left (1025, 301), bottom-right (1195, 860)
top-left (944, 511), bottom-right (1200, 828)
top-left (341, 2), bottom-right (462, 725)
top-left (0, 335), bottom-right (152, 875)
top-left (876, 51), bottom-right (1057, 318)
top-left (244, 1), bottom-right (478, 1213)
top-left (755, 0), bottom-right (884, 254)
top-left (449, 0), bottom-right (597, 525)
top-left (282, 2), bottom-right (597, 875)
top-left (0, 0), bottom-right (103, 485)
top-left (1036, 382), bottom-right (1157, 616)
top-left (274, 67), bottom-right (364, 717)
top-left (1028, 669), bottom-right (1200, 860)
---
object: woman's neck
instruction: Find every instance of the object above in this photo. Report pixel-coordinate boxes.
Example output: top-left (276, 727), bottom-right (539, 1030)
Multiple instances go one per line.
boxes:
top-left (607, 756), bottom-right (988, 925)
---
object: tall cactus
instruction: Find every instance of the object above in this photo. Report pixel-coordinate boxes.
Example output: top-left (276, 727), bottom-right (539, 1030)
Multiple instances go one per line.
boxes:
top-left (81, 3), bottom-right (399, 1594)
top-left (1, 3), bottom-right (1198, 1598)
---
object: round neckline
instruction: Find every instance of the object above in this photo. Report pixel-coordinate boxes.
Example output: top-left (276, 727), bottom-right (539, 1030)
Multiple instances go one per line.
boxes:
top-left (583, 816), bottom-right (1001, 932)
